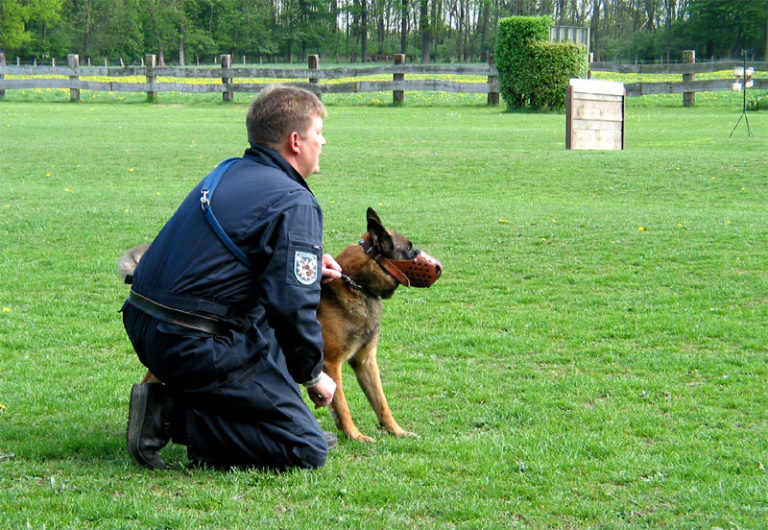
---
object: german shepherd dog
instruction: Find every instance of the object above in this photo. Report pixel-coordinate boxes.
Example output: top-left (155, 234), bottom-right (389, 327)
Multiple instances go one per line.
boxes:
top-left (119, 208), bottom-right (442, 442)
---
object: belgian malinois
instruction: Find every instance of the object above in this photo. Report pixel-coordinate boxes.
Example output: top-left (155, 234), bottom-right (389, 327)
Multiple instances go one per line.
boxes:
top-left (119, 208), bottom-right (442, 442)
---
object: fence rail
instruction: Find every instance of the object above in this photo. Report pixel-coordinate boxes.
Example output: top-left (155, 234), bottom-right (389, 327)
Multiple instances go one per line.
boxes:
top-left (0, 51), bottom-right (766, 105)
top-left (590, 58), bottom-right (768, 100)
top-left (0, 53), bottom-right (500, 104)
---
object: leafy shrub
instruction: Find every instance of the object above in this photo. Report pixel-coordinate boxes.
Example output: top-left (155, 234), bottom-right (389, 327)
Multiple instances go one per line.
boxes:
top-left (747, 95), bottom-right (768, 111)
top-left (495, 16), bottom-right (551, 108)
top-left (523, 41), bottom-right (589, 110)
top-left (495, 16), bottom-right (588, 111)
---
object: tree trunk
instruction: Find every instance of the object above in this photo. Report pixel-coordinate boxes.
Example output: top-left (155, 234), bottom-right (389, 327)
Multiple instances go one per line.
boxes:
top-left (401, 0), bottom-right (408, 55)
top-left (590, 0), bottom-right (601, 60)
top-left (178, 31), bottom-right (185, 66)
top-left (361, 0), bottom-right (368, 61)
top-left (420, 0), bottom-right (430, 63)
top-left (479, 0), bottom-right (490, 62)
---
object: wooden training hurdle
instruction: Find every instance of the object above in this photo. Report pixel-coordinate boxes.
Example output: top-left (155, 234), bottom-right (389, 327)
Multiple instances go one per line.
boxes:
top-left (566, 78), bottom-right (626, 150)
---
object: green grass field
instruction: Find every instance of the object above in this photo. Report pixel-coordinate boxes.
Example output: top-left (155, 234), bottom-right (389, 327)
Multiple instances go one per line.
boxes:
top-left (1, 89), bottom-right (768, 527)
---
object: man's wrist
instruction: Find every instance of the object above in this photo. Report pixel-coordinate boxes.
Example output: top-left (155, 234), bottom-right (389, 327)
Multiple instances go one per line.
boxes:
top-left (301, 373), bottom-right (323, 388)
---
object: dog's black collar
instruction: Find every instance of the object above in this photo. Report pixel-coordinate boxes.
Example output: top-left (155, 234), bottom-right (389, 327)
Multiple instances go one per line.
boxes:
top-left (359, 238), bottom-right (377, 256)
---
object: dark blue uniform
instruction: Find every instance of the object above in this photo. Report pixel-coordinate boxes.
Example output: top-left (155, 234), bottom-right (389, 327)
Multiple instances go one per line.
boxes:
top-left (122, 144), bottom-right (328, 470)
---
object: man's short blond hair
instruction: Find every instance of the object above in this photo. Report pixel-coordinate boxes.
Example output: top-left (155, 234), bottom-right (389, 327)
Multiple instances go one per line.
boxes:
top-left (246, 85), bottom-right (327, 151)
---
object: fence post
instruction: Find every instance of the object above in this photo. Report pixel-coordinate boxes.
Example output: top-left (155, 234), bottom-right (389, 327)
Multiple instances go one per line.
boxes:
top-left (221, 54), bottom-right (233, 101)
top-left (0, 52), bottom-right (5, 99)
top-left (307, 54), bottom-right (320, 99)
top-left (487, 54), bottom-right (499, 106)
top-left (393, 54), bottom-right (405, 104)
top-left (145, 54), bottom-right (157, 102)
top-left (682, 50), bottom-right (695, 107)
top-left (67, 54), bottom-right (80, 102)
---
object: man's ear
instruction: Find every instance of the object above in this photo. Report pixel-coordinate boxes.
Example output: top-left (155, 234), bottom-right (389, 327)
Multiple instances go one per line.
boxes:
top-left (367, 208), bottom-right (394, 254)
top-left (287, 131), bottom-right (301, 154)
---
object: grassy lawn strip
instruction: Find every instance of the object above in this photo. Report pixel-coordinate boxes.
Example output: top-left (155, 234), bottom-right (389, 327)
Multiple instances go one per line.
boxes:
top-left (0, 96), bottom-right (767, 527)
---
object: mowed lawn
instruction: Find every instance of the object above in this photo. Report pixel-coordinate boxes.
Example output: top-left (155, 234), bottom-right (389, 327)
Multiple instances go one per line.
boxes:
top-left (1, 93), bottom-right (767, 527)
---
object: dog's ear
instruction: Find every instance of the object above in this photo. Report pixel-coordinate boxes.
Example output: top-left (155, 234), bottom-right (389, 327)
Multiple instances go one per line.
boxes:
top-left (366, 207), bottom-right (382, 226)
top-left (367, 208), bottom-right (394, 254)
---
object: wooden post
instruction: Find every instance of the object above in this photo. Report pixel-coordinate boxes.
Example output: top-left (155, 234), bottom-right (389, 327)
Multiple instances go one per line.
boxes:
top-left (393, 54), bottom-right (405, 104)
top-left (682, 50), bottom-right (695, 107)
top-left (486, 54), bottom-right (499, 106)
top-left (145, 54), bottom-right (157, 102)
top-left (307, 54), bottom-right (320, 99)
top-left (0, 52), bottom-right (5, 99)
top-left (67, 54), bottom-right (80, 102)
top-left (221, 54), bottom-right (233, 101)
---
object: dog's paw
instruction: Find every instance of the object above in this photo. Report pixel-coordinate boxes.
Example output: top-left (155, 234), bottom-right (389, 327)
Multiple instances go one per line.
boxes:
top-left (349, 433), bottom-right (376, 443)
top-left (394, 430), bottom-right (419, 438)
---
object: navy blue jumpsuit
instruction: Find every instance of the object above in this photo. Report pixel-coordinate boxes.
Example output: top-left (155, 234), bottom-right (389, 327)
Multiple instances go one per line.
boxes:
top-left (122, 144), bottom-right (329, 470)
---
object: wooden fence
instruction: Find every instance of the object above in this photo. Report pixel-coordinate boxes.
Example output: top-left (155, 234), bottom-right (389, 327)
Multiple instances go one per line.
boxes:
top-left (590, 51), bottom-right (768, 106)
top-left (0, 53), bottom-right (500, 105)
top-left (0, 51), bottom-right (766, 106)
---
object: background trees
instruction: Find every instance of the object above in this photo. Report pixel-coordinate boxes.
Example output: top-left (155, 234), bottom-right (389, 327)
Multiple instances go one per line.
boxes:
top-left (1, 0), bottom-right (766, 64)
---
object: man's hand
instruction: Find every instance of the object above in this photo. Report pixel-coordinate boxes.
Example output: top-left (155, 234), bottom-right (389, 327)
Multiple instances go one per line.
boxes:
top-left (321, 253), bottom-right (342, 284)
top-left (307, 371), bottom-right (336, 408)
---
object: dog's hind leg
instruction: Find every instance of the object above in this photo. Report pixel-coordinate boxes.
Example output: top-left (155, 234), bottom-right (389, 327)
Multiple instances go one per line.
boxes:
top-left (351, 341), bottom-right (415, 438)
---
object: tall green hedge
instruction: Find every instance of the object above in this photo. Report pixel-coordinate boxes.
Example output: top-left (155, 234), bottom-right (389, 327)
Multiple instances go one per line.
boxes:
top-left (495, 16), bottom-right (588, 111)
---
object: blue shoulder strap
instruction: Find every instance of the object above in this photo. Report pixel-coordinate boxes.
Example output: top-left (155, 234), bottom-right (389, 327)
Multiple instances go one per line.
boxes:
top-left (200, 158), bottom-right (252, 267)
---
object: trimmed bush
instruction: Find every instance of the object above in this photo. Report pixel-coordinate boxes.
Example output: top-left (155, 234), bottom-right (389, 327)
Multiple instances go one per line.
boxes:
top-left (496, 16), bottom-right (588, 111)
top-left (523, 41), bottom-right (589, 110)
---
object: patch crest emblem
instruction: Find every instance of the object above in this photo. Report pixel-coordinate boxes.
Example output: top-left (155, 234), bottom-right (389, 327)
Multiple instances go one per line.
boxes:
top-left (294, 251), bottom-right (318, 285)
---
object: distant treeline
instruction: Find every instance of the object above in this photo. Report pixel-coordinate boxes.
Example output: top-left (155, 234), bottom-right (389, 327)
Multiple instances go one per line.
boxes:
top-left (1, 0), bottom-right (766, 65)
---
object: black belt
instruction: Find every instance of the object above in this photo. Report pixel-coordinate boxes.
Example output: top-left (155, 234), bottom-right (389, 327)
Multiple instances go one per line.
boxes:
top-left (128, 291), bottom-right (226, 335)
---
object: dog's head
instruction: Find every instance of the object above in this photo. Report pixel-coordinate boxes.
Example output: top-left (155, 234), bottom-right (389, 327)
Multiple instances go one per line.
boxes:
top-left (362, 208), bottom-right (442, 288)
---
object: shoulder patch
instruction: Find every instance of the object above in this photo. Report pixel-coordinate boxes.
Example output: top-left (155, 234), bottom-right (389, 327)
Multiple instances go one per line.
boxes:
top-left (294, 250), bottom-right (319, 285)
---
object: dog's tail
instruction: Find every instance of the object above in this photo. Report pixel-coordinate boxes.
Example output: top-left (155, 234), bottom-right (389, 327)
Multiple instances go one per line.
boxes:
top-left (117, 243), bottom-right (150, 284)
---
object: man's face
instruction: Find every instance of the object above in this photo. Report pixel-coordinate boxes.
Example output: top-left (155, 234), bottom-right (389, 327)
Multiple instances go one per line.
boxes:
top-left (296, 115), bottom-right (326, 178)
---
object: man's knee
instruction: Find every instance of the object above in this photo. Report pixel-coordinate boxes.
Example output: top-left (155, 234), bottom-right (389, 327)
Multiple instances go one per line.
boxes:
top-left (292, 435), bottom-right (328, 469)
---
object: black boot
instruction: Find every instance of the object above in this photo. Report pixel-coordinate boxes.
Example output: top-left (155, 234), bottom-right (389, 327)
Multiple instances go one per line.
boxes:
top-left (325, 431), bottom-right (338, 451)
top-left (126, 383), bottom-right (173, 469)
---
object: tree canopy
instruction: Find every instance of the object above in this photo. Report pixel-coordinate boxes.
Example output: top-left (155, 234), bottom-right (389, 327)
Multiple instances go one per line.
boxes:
top-left (1, 0), bottom-right (766, 64)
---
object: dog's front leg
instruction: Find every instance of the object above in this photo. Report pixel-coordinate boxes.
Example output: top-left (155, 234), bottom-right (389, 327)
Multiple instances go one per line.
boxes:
top-left (323, 360), bottom-right (375, 442)
top-left (352, 342), bottom-right (415, 438)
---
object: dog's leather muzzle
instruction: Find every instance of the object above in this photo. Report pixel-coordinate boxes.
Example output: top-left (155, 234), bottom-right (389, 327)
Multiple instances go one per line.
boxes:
top-left (381, 251), bottom-right (442, 288)
top-left (360, 239), bottom-right (442, 288)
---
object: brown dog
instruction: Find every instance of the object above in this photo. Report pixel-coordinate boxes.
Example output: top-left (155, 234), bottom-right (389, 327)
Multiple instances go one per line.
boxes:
top-left (119, 208), bottom-right (442, 442)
